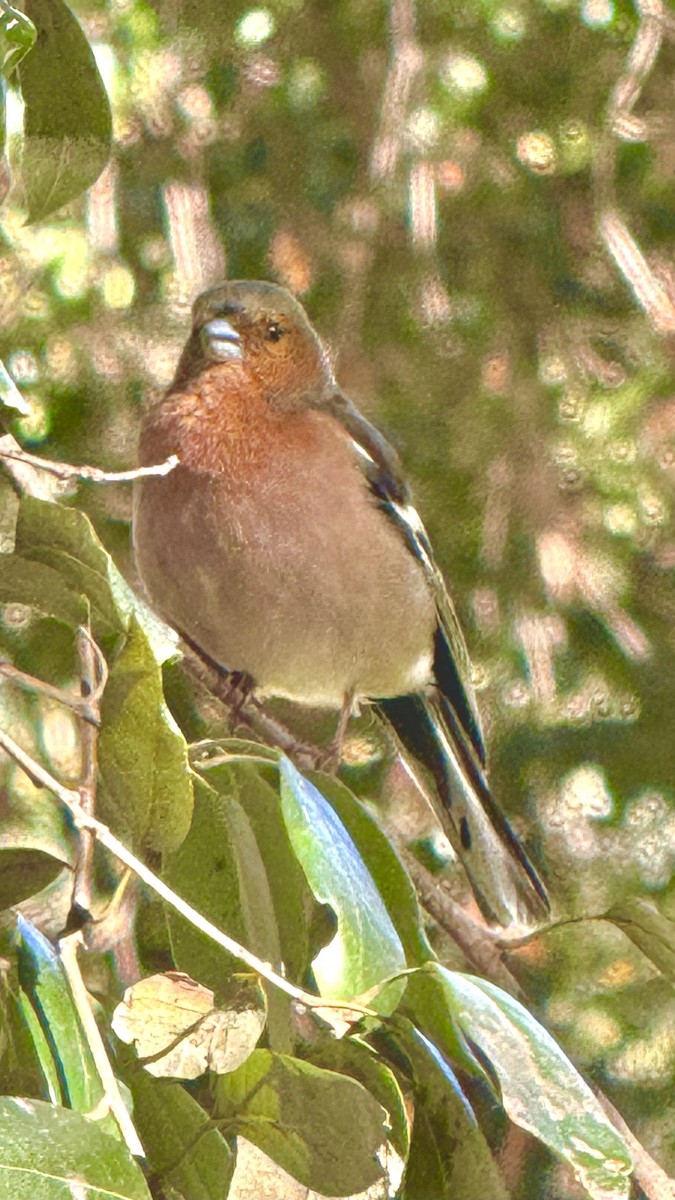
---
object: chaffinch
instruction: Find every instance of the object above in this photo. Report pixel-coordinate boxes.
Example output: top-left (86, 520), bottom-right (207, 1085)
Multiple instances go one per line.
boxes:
top-left (134, 280), bottom-right (548, 926)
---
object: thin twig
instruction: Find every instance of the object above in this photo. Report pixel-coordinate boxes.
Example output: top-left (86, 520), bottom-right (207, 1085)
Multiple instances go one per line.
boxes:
top-left (607, 0), bottom-right (665, 139)
top-left (595, 1090), bottom-right (675, 1200)
top-left (0, 721), bottom-right (375, 1020)
top-left (392, 834), bottom-right (529, 1000)
top-left (0, 660), bottom-right (98, 721)
top-left (0, 442), bottom-right (179, 484)
top-left (72, 627), bottom-right (100, 916)
top-left (59, 931), bottom-right (145, 1158)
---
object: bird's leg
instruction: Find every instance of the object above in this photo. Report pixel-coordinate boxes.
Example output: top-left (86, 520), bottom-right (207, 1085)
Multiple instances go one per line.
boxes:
top-left (318, 689), bottom-right (356, 773)
top-left (178, 630), bottom-right (255, 722)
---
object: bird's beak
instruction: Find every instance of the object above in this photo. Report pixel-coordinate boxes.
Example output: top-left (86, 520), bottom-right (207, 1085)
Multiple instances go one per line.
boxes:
top-left (201, 317), bottom-right (243, 361)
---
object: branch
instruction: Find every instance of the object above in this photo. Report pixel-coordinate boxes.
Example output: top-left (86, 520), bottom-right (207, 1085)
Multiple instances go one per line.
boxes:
top-left (72, 627), bottom-right (101, 916)
top-left (0, 721), bottom-right (375, 1021)
top-left (180, 642), bottom-right (326, 771)
top-left (0, 440), bottom-right (179, 485)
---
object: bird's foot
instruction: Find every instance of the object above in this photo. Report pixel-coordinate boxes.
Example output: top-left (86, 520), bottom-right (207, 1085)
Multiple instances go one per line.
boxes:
top-left (217, 669), bottom-right (256, 724)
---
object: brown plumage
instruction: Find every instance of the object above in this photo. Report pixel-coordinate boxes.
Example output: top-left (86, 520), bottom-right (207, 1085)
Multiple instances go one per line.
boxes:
top-left (134, 280), bottom-right (548, 926)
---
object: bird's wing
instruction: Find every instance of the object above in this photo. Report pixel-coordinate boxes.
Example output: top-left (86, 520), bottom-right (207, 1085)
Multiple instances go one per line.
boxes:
top-left (327, 390), bottom-right (548, 925)
top-left (324, 386), bottom-right (484, 763)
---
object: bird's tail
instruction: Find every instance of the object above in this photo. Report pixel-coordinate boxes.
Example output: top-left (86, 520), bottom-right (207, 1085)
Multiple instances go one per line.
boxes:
top-left (377, 692), bottom-right (549, 927)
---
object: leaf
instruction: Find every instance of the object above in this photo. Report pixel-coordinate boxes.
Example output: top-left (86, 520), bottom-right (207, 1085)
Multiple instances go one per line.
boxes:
top-left (112, 971), bottom-right (265, 1080)
top-left (606, 900), bottom-right (675, 984)
top-left (430, 965), bottom-right (633, 1200)
top-left (0, 1096), bottom-right (151, 1199)
top-left (399, 966), bottom-right (489, 1084)
top-left (0, 848), bottom-right (68, 909)
top-left (128, 1073), bottom-right (234, 1200)
top-left (215, 1049), bottom-right (388, 1196)
top-left (302, 1035), bottom-right (410, 1160)
top-left (0, 359), bottom-right (30, 414)
top-left (163, 777), bottom-right (253, 992)
top-left (0, 2), bottom-right (35, 81)
top-left (279, 756), bottom-right (406, 1001)
top-left (16, 0), bottom-right (111, 221)
top-left (0, 554), bottom-right (86, 628)
top-left (15, 496), bottom-right (178, 662)
top-left (379, 1018), bottom-right (509, 1200)
top-left (197, 754), bottom-right (320, 983)
top-left (307, 769), bottom-right (433, 968)
top-left (98, 616), bottom-right (193, 854)
top-left (14, 988), bottom-right (61, 1102)
top-left (14, 914), bottom-right (114, 1126)
top-left (0, 773), bottom-right (75, 908)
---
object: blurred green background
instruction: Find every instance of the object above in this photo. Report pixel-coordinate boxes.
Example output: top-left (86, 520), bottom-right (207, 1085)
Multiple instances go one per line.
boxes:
top-left (1, 0), bottom-right (674, 1188)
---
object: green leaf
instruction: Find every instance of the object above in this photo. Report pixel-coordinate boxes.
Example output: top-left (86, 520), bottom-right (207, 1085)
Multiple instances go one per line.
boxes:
top-left (215, 1049), bottom-right (387, 1196)
top-left (431, 965), bottom-right (633, 1200)
top-left (15, 988), bottom-right (61, 1102)
top-left (301, 1034), bottom-right (410, 1159)
top-left (0, 770), bottom-right (75, 908)
top-left (307, 769), bottom-right (433, 967)
top-left (399, 966), bottom-right (489, 1083)
top-left (98, 616), bottom-right (193, 854)
top-left (15, 496), bottom-right (177, 661)
top-left (606, 900), bottom-right (675, 984)
top-left (128, 1073), bottom-right (234, 1200)
top-left (0, 849), bottom-right (69, 910)
top-left (0, 555), bottom-right (86, 628)
top-left (163, 777), bottom-right (251, 992)
top-left (0, 2), bottom-right (35, 80)
top-left (0, 1096), bottom-right (151, 1199)
top-left (15, 916), bottom-right (110, 1118)
top-left (395, 1022), bottom-right (509, 1200)
top-left (197, 753), bottom-right (319, 983)
top-left (16, 0), bottom-right (111, 221)
top-left (279, 756), bottom-right (406, 1001)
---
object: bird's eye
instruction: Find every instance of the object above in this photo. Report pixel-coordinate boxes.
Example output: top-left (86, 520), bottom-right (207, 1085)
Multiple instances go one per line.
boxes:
top-left (265, 320), bottom-right (284, 343)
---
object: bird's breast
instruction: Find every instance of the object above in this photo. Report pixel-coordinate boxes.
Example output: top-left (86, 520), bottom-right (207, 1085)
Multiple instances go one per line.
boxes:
top-left (134, 410), bottom-right (436, 706)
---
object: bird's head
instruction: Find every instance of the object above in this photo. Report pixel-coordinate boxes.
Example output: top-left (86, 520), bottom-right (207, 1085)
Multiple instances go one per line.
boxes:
top-left (173, 280), bottom-right (336, 413)
top-left (167, 278), bottom-right (407, 496)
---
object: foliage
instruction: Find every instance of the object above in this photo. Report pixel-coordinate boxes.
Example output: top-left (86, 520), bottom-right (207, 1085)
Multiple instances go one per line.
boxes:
top-left (1, 0), bottom-right (674, 1197)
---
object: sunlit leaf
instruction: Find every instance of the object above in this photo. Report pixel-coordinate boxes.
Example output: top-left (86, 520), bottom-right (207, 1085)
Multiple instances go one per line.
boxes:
top-left (0, 1), bottom-right (35, 80)
top-left (430, 965), bottom-right (633, 1200)
top-left (14, 496), bottom-right (178, 661)
top-left (0, 1097), bottom-right (151, 1198)
top-left (14, 915), bottom-right (118, 1136)
top-left (308, 769), bottom-right (433, 968)
top-left (112, 971), bottom-right (265, 1080)
top-left (98, 615), bottom-right (193, 853)
top-left (279, 756), bottom-right (406, 1001)
top-left (16, 0), bottom-right (111, 221)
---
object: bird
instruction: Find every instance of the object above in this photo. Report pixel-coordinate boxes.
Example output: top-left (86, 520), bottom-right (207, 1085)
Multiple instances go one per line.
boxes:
top-left (133, 279), bottom-right (549, 927)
